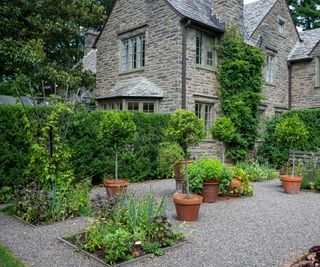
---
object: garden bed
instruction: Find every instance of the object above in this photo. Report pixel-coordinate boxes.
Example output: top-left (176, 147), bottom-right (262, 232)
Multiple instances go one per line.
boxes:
top-left (58, 234), bottom-right (187, 267)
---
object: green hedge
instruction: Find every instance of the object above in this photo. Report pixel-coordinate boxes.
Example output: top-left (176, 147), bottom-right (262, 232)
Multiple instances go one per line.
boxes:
top-left (258, 109), bottom-right (320, 167)
top-left (0, 105), bottom-right (171, 187)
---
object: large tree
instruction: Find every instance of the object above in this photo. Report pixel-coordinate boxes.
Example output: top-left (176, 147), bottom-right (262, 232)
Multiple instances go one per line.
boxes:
top-left (287, 0), bottom-right (320, 30)
top-left (0, 0), bottom-right (106, 96)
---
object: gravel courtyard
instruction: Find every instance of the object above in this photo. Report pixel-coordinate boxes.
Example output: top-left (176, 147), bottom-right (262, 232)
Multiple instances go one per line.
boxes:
top-left (1, 179), bottom-right (319, 267)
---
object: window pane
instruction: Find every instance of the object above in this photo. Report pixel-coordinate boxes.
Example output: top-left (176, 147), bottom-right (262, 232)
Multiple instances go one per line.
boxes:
top-left (128, 102), bottom-right (139, 111)
top-left (195, 103), bottom-right (214, 131)
top-left (195, 103), bottom-right (202, 119)
top-left (196, 33), bottom-right (203, 65)
top-left (143, 102), bottom-right (154, 113)
top-left (121, 35), bottom-right (145, 71)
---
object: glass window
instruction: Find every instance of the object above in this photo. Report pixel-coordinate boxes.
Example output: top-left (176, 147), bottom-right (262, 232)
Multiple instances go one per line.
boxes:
top-left (195, 103), bottom-right (215, 131)
top-left (101, 102), bottom-right (123, 110)
top-left (278, 20), bottom-right (285, 35)
top-left (121, 35), bottom-right (145, 71)
top-left (196, 31), bottom-right (217, 69)
top-left (143, 102), bottom-right (155, 113)
top-left (128, 102), bottom-right (139, 111)
top-left (265, 55), bottom-right (275, 84)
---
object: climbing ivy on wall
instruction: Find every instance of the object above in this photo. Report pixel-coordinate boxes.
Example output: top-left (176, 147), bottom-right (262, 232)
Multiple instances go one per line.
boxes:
top-left (217, 25), bottom-right (264, 161)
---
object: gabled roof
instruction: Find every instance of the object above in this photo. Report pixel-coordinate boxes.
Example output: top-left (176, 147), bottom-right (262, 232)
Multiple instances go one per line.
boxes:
top-left (289, 28), bottom-right (320, 61)
top-left (166, 0), bottom-right (225, 31)
top-left (244, 0), bottom-right (278, 38)
top-left (96, 77), bottom-right (163, 100)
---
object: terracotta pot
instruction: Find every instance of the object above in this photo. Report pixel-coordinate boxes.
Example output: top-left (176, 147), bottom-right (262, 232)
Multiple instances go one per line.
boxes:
top-left (229, 176), bottom-right (242, 196)
top-left (173, 194), bottom-right (203, 221)
top-left (104, 179), bottom-right (129, 197)
top-left (202, 181), bottom-right (220, 203)
top-left (281, 175), bottom-right (302, 194)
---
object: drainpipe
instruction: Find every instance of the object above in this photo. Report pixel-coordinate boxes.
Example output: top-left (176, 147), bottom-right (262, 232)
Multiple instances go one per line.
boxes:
top-left (182, 19), bottom-right (191, 109)
top-left (288, 61), bottom-right (292, 110)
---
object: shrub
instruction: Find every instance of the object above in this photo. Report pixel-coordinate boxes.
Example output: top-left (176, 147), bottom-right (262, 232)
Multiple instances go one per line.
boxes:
top-left (0, 186), bottom-right (14, 204)
top-left (158, 142), bottom-right (184, 178)
top-left (259, 109), bottom-right (320, 167)
top-left (235, 162), bottom-right (278, 182)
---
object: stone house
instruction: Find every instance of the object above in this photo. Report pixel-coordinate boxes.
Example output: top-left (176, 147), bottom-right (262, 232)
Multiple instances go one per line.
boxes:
top-left (92, 0), bottom-right (320, 155)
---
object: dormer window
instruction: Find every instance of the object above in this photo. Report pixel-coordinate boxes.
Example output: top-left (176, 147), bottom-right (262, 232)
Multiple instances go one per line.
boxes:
top-left (196, 31), bottom-right (217, 70)
top-left (278, 19), bottom-right (285, 35)
top-left (121, 34), bottom-right (145, 72)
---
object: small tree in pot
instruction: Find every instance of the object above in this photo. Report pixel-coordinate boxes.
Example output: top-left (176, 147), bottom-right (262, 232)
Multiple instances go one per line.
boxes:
top-left (100, 111), bottom-right (136, 197)
top-left (166, 109), bottom-right (206, 221)
top-left (275, 115), bottom-right (308, 194)
top-left (211, 116), bottom-right (236, 164)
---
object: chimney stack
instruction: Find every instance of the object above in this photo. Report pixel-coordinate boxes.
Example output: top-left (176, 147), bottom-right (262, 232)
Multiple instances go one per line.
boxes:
top-left (84, 29), bottom-right (99, 55)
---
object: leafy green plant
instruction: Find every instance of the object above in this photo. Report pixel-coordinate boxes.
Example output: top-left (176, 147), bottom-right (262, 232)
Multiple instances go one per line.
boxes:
top-left (0, 244), bottom-right (25, 267)
top-left (158, 142), bottom-right (184, 178)
top-left (217, 25), bottom-right (264, 161)
top-left (219, 165), bottom-right (234, 194)
top-left (275, 115), bottom-right (308, 176)
top-left (166, 109), bottom-right (206, 198)
top-left (100, 111), bottom-right (136, 180)
top-left (0, 186), bottom-right (13, 204)
top-left (235, 162), bottom-right (278, 182)
top-left (211, 116), bottom-right (237, 163)
top-left (233, 166), bottom-right (254, 196)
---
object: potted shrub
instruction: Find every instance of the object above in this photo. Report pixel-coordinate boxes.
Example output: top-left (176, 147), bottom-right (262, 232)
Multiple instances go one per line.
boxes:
top-left (100, 111), bottom-right (136, 197)
top-left (158, 142), bottom-right (185, 193)
top-left (211, 116), bottom-right (236, 164)
top-left (166, 109), bottom-right (206, 221)
top-left (231, 166), bottom-right (254, 196)
top-left (189, 159), bottom-right (224, 203)
top-left (275, 115), bottom-right (308, 194)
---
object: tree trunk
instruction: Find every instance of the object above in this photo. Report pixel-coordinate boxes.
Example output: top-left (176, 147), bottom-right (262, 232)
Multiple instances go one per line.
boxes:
top-left (115, 144), bottom-right (118, 180)
top-left (292, 150), bottom-right (295, 177)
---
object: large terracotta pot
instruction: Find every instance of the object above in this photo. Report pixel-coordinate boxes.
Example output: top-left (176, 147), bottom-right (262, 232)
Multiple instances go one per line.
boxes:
top-left (173, 194), bottom-right (203, 221)
top-left (202, 181), bottom-right (220, 203)
top-left (281, 175), bottom-right (302, 194)
top-left (104, 179), bottom-right (129, 197)
top-left (229, 176), bottom-right (242, 196)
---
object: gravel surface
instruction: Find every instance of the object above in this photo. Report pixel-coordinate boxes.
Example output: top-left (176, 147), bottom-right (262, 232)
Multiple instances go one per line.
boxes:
top-left (1, 179), bottom-right (320, 267)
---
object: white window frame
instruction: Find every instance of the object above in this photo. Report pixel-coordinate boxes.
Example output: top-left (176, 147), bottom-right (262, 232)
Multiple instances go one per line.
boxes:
top-left (100, 102), bottom-right (123, 110)
top-left (196, 31), bottom-right (217, 70)
top-left (265, 54), bottom-right (276, 84)
top-left (316, 57), bottom-right (320, 87)
top-left (278, 19), bottom-right (285, 35)
top-left (195, 102), bottom-right (215, 131)
top-left (100, 99), bottom-right (158, 113)
top-left (121, 34), bottom-right (145, 72)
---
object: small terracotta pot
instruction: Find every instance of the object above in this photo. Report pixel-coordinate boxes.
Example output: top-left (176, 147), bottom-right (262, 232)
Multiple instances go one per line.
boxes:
top-left (229, 176), bottom-right (242, 196)
top-left (173, 194), bottom-right (203, 221)
top-left (202, 181), bottom-right (220, 203)
top-left (104, 179), bottom-right (129, 197)
top-left (281, 175), bottom-right (302, 194)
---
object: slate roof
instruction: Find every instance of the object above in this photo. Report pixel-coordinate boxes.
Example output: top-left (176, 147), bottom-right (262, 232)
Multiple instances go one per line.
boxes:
top-left (82, 49), bottom-right (97, 74)
top-left (244, 0), bottom-right (278, 38)
top-left (166, 0), bottom-right (225, 31)
top-left (96, 77), bottom-right (163, 100)
top-left (0, 95), bottom-right (35, 105)
top-left (289, 28), bottom-right (320, 61)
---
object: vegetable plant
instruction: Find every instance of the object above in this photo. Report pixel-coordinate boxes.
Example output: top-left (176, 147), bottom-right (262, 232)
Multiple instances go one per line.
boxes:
top-left (166, 109), bottom-right (206, 198)
top-left (100, 112), bottom-right (136, 180)
top-left (275, 115), bottom-right (308, 177)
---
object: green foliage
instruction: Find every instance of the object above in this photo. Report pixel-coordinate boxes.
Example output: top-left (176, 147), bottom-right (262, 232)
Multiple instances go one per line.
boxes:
top-left (1, 106), bottom-right (171, 186)
top-left (0, 244), bottom-right (25, 267)
top-left (166, 109), bottom-right (206, 156)
top-left (158, 142), bottom-right (185, 178)
top-left (0, 186), bottom-right (14, 204)
top-left (235, 162), bottom-right (279, 182)
top-left (259, 109), bottom-right (320, 167)
top-left (77, 193), bottom-right (184, 264)
top-left (0, 0), bottom-right (105, 95)
top-left (219, 165), bottom-right (234, 194)
top-left (232, 166), bottom-right (254, 196)
top-left (287, 0), bottom-right (320, 30)
top-left (211, 116), bottom-right (236, 143)
top-left (217, 25), bottom-right (264, 161)
top-left (275, 115), bottom-right (308, 149)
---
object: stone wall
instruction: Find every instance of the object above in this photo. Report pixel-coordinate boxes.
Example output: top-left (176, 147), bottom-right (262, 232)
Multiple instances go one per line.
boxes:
top-left (291, 43), bottom-right (320, 109)
top-left (96, 0), bottom-right (183, 113)
top-left (250, 0), bottom-right (300, 117)
top-left (212, 0), bottom-right (244, 31)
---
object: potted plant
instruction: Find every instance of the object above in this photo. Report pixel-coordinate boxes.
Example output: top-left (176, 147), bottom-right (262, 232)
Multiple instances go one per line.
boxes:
top-left (158, 142), bottom-right (185, 193)
top-left (100, 111), bottom-right (136, 197)
top-left (166, 109), bottom-right (206, 221)
top-left (211, 116), bottom-right (236, 164)
top-left (230, 166), bottom-right (254, 196)
top-left (275, 115), bottom-right (308, 194)
top-left (189, 159), bottom-right (224, 203)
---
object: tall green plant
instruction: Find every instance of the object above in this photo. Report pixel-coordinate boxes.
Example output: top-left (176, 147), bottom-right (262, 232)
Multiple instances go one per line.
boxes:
top-left (275, 115), bottom-right (308, 176)
top-left (100, 112), bottom-right (136, 180)
top-left (217, 25), bottom-right (264, 160)
top-left (166, 109), bottom-right (206, 198)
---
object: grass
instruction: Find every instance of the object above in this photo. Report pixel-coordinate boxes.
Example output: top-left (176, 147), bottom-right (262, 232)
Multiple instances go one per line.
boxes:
top-left (0, 244), bottom-right (25, 267)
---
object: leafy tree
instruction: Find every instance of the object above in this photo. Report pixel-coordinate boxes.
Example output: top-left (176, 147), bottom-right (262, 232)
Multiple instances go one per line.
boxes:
top-left (287, 0), bottom-right (320, 30)
top-left (0, 0), bottom-right (105, 96)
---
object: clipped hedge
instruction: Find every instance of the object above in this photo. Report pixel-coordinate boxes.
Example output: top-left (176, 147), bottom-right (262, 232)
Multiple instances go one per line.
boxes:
top-left (258, 109), bottom-right (320, 167)
top-left (0, 105), bottom-right (171, 187)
